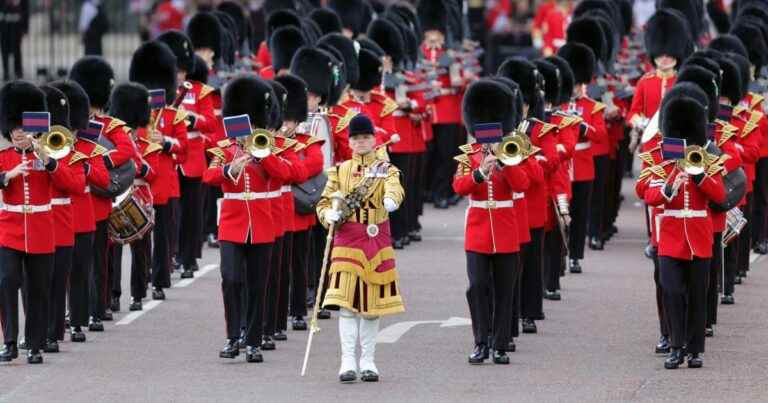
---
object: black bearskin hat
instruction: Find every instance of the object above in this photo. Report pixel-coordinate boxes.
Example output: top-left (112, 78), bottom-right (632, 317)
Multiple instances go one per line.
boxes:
top-left (49, 80), bottom-right (90, 131)
top-left (328, 0), bottom-right (370, 37)
top-left (270, 26), bottom-right (307, 72)
top-left (533, 59), bottom-right (561, 105)
top-left (657, 0), bottom-right (703, 39)
top-left (676, 66), bottom-right (719, 121)
top-left (290, 47), bottom-right (339, 106)
top-left (709, 34), bottom-right (748, 59)
top-left (566, 17), bottom-right (608, 65)
top-left (489, 76), bottom-right (523, 127)
top-left (0, 81), bottom-right (47, 138)
top-left (387, 2), bottom-right (421, 37)
top-left (302, 18), bottom-right (322, 45)
top-left (217, 1), bottom-right (250, 49)
top-left (660, 85), bottom-right (708, 146)
top-left (222, 75), bottom-right (274, 129)
top-left (40, 85), bottom-right (69, 129)
top-left (108, 82), bottom-right (151, 130)
top-left (187, 55), bottom-right (209, 84)
top-left (267, 80), bottom-right (286, 130)
top-left (728, 52), bottom-right (751, 98)
top-left (129, 41), bottom-right (178, 105)
top-left (69, 56), bottom-right (114, 109)
top-left (266, 9), bottom-right (302, 39)
top-left (187, 12), bottom-right (223, 58)
top-left (367, 18), bottom-right (406, 68)
top-left (157, 30), bottom-right (196, 74)
top-left (731, 21), bottom-right (768, 70)
top-left (716, 57), bottom-right (744, 105)
top-left (319, 45), bottom-right (347, 106)
top-left (557, 43), bottom-right (596, 84)
top-left (497, 57), bottom-right (540, 106)
top-left (274, 74), bottom-right (309, 123)
top-left (317, 33), bottom-right (360, 85)
top-left (417, 0), bottom-right (448, 34)
top-left (644, 8), bottom-right (693, 66)
top-left (352, 48), bottom-right (382, 92)
top-left (358, 37), bottom-right (384, 56)
top-left (310, 8), bottom-right (343, 35)
top-left (213, 10), bottom-right (238, 66)
top-left (463, 79), bottom-right (516, 134)
top-left (545, 55), bottom-right (575, 105)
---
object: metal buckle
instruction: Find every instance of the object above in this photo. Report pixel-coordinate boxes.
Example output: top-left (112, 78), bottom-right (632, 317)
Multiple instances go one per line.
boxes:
top-left (486, 200), bottom-right (496, 209)
top-left (366, 224), bottom-right (379, 238)
top-left (243, 192), bottom-right (254, 200)
top-left (23, 205), bottom-right (32, 213)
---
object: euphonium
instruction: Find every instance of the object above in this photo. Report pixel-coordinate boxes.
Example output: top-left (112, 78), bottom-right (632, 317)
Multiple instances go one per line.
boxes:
top-left (241, 128), bottom-right (273, 159)
top-left (678, 145), bottom-right (707, 175)
top-left (40, 125), bottom-right (75, 160)
top-left (495, 134), bottom-right (530, 166)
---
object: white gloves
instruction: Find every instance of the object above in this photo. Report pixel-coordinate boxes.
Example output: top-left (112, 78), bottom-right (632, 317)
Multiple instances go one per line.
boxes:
top-left (324, 209), bottom-right (341, 223)
top-left (383, 197), bottom-right (398, 212)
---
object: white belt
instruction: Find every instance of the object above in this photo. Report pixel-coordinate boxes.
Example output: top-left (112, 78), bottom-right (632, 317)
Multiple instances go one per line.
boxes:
top-left (3, 203), bottom-right (52, 213)
top-left (280, 185), bottom-right (291, 193)
top-left (575, 141), bottom-right (592, 151)
top-left (84, 185), bottom-right (90, 194)
top-left (187, 131), bottom-right (201, 139)
top-left (51, 198), bottom-right (71, 206)
top-left (469, 199), bottom-right (514, 209)
top-left (663, 209), bottom-right (707, 218)
top-left (134, 179), bottom-right (148, 186)
top-left (223, 191), bottom-right (281, 201)
top-left (535, 155), bottom-right (547, 162)
top-left (392, 110), bottom-right (407, 117)
top-left (513, 192), bottom-right (525, 200)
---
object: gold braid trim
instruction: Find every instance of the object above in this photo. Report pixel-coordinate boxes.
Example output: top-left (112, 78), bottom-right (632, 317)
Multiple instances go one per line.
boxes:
top-left (105, 118), bottom-right (126, 134)
top-left (68, 151), bottom-right (88, 165)
top-left (329, 246), bottom-right (399, 285)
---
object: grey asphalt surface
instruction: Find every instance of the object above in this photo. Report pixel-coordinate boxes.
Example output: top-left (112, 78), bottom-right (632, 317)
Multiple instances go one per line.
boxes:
top-left (3, 179), bottom-right (768, 402)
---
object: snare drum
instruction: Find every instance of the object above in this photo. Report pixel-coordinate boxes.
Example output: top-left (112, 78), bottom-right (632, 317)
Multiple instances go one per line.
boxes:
top-left (108, 187), bottom-right (155, 244)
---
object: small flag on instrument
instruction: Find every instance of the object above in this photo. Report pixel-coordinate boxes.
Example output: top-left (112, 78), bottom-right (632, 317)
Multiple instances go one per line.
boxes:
top-left (223, 114), bottom-right (253, 138)
top-left (662, 137), bottom-right (686, 160)
top-left (149, 89), bottom-right (166, 109)
top-left (473, 122), bottom-right (503, 144)
top-left (79, 120), bottom-right (104, 141)
top-left (22, 112), bottom-right (50, 133)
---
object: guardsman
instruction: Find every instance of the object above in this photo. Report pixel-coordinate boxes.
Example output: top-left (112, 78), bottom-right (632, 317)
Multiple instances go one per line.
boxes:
top-left (317, 113), bottom-right (405, 383)
top-left (69, 56), bottom-right (134, 330)
top-left (0, 81), bottom-right (79, 364)
top-left (262, 25), bottom-right (305, 80)
top-left (108, 82), bottom-right (161, 312)
top-left (129, 40), bottom-right (189, 301)
top-left (640, 87), bottom-right (726, 369)
top-left (38, 85), bottom-right (87, 354)
top-left (203, 75), bottom-right (294, 363)
top-left (453, 79), bottom-right (529, 365)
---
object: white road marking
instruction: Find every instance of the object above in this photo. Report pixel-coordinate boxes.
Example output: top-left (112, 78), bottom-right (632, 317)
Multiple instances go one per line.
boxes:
top-left (173, 264), bottom-right (219, 288)
top-left (377, 317), bottom-right (471, 343)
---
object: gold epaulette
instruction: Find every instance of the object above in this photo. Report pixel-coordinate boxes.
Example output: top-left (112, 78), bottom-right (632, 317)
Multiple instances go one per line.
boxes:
top-left (68, 151), bottom-right (88, 165)
top-left (379, 95), bottom-right (398, 117)
top-left (217, 138), bottom-right (233, 147)
top-left (199, 84), bottom-right (215, 99)
top-left (272, 136), bottom-right (298, 155)
top-left (105, 118), bottom-right (126, 134)
top-left (453, 153), bottom-right (471, 167)
top-left (706, 154), bottom-right (729, 177)
top-left (637, 167), bottom-right (654, 182)
top-left (640, 161), bottom-right (670, 180)
top-left (592, 101), bottom-right (606, 114)
top-left (637, 148), bottom-right (657, 166)
top-left (556, 114), bottom-right (582, 129)
top-left (715, 120), bottom-right (739, 146)
top-left (303, 136), bottom-right (324, 147)
top-left (206, 147), bottom-right (226, 160)
top-left (173, 108), bottom-right (188, 125)
top-left (458, 143), bottom-right (479, 154)
top-left (741, 110), bottom-right (763, 137)
top-left (750, 92), bottom-right (765, 110)
top-left (539, 121), bottom-right (558, 136)
top-left (335, 107), bottom-right (358, 133)
top-left (90, 144), bottom-right (108, 157)
top-left (143, 142), bottom-right (163, 157)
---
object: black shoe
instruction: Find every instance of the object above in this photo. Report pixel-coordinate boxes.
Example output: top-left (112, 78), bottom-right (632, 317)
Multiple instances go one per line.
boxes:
top-left (129, 299), bottom-right (143, 311)
top-left (705, 327), bottom-right (714, 337)
top-left (734, 276), bottom-right (742, 285)
top-left (588, 236), bottom-right (604, 250)
top-left (754, 241), bottom-right (768, 255)
top-left (393, 239), bottom-right (404, 250)
top-left (569, 259), bottom-right (582, 273)
top-left (43, 339), bottom-right (59, 353)
top-left (493, 350), bottom-right (510, 364)
top-left (664, 348), bottom-right (684, 369)
top-left (238, 329), bottom-right (246, 351)
top-left (468, 344), bottom-right (489, 364)
top-left (152, 288), bottom-right (165, 300)
top-left (448, 194), bottom-right (462, 206)
top-left (721, 294), bottom-right (735, 305)
top-left (70, 328), bottom-right (86, 343)
top-left (739, 270), bottom-right (748, 278)
top-left (434, 198), bottom-right (449, 209)
top-left (171, 256), bottom-right (181, 272)
top-left (27, 350), bottom-right (43, 364)
top-left (544, 290), bottom-right (561, 301)
top-left (687, 353), bottom-right (703, 368)
top-left (180, 270), bottom-right (194, 279)
top-left (408, 231), bottom-right (422, 242)
top-left (508, 339), bottom-right (516, 352)
top-left (292, 317), bottom-right (307, 331)
top-left (245, 346), bottom-right (263, 363)
top-left (522, 319), bottom-right (537, 334)
top-left (88, 318), bottom-right (104, 332)
top-left (306, 289), bottom-right (315, 307)
top-left (339, 370), bottom-right (357, 383)
top-left (0, 343), bottom-right (18, 361)
top-left (102, 310), bottom-right (113, 321)
top-left (361, 370), bottom-right (379, 382)
top-left (644, 244), bottom-right (655, 259)
top-left (219, 339), bottom-right (239, 359)
top-left (401, 236), bottom-right (411, 246)
top-left (189, 262), bottom-right (199, 272)
top-left (261, 336), bottom-right (276, 351)
top-left (207, 234), bottom-right (220, 248)
top-left (318, 309), bottom-right (331, 320)
top-left (655, 335), bottom-right (670, 354)
top-left (19, 340), bottom-right (29, 350)
top-left (110, 297), bottom-right (121, 313)
top-left (273, 330), bottom-right (287, 341)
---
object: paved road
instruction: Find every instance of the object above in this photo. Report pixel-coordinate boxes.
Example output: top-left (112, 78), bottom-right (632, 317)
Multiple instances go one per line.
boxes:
top-left (3, 180), bottom-right (768, 402)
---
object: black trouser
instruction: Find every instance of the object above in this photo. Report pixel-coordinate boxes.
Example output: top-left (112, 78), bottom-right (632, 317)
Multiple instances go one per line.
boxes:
top-left (179, 176), bottom-right (203, 268)
top-left (130, 235), bottom-right (151, 300)
top-left (264, 236), bottom-right (283, 336)
top-left (152, 204), bottom-right (172, 289)
top-left (724, 233), bottom-right (739, 295)
top-left (651, 247), bottom-right (669, 337)
top-left (83, 33), bottom-right (103, 55)
top-left (169, 197), bottom-right (180, 264)
top-left (109, 243), bottom-right (122, 300)
top-left (510, 250), bottom-right (523, 338)
top-left (569, 180), bottom-right (593, 260)
top-left (69, 232), bottom-right (94, 328)
top-left (422, 141), bottom-right (436, 203)
top-left (276, 232), bottom-right (293, 332)
top-left (48, 247), bottom-right (73, 341)
top-left (202, 185), bottom-right (221, 237)
top-left (466, 251), bottom-right (519, 350)
top-left (706, 233), bottom-right (723, 328)
top-left (588, 155), bottom-right (608, 240)
top-left (753, 158), bottom-right (768, 245)
top-left (411, 152), bottom-right (425, 232)
top-left (389, 153), bottom-right (410, 240)
top-left (544, 229), bottom-right (564, 292)
top-left (90, 220), bottom-right (109, 319)
top-left (659, 256), bottom-right (709, 354)
top-left (521, 228), bottom-right (544, 320)
top-left (430, 123), bottom-right (461, 201)
top-left (220, 241), bottom-right (271, 346)
top-left (290, 229), bottom-right (309, 318)
top-left (0, 248), bottom-right (52, 350)
top-left (0, 27), bottom-right (22, 79)
top-left (739, 193), bottom-right (753, 273)
top-left (308, 224), bottom-right (327, 291)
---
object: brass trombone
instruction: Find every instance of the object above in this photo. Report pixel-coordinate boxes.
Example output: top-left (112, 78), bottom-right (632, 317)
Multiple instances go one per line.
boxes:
top-left (240, 128), bottom-right (274, 159)
top-left (678, 145), bottom-right (707, 175)
top-left (37, 125), bottom-right (75, 160)
top-left (495, 133), bottom-right (533, 166)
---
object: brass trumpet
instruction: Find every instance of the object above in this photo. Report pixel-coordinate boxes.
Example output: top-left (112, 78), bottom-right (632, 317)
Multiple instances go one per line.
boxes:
top-left (241, 128), bottom-right (273, 159)
top-left (38, 125), bottom-right (75, 160)
top-left (495, 134), bottom-right (531, 166)
top-left (678, 145), bottom-right (707, 175)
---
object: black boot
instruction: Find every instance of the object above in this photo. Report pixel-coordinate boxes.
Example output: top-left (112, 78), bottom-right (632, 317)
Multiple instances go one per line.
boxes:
top-left (261, 336), bottom-right (276, 351)
top-left (43, 339), bottom-right (59, 353)
top-left (102, 310), bottom-right (113, 321)
top-left (521, 319), bottom-right (537, 334)
top-left (207, 233), bottom-right (220, 248)
top-left (434, 198), bottom-right (449, 209)
top-left (588, 236), bottom-right (604, 250)
top-left (705, 326), bottom-right (714, 337)
top-left (292, 316), bottom-right (307, 331)
top-left (219, 339), bottom-right (239, 359)
top-left (0, 343), bottom-right (18, 362)
top-left (468, 344), bottom-right (489, 364)
top-left (687, 353), bottom-right (703, 368)
top-left (721, 294), bottom-right (734, 305)
top-left (317, 309), bottom-right (331, 320)
top-left (245, 346), bottom-right (263, 362)
top-left (664, 348), bottom-right (684, 369)
top-left (493, 350), bottom-right (510, 364)
top-left (18, 340), bottom-right (28, 350)
top-left (408, 231), bottom-right (422, 242)
top-left (180, 268), bottom-right (194, 279)
top-left (569, 259), bottom-right (582, 273)
top-left (88, 317), bottom-right (104, 332)
top-left (360, 370), bottom-right (379, 382)
top-left (152, 288), bottom-right (165, 300)
top-left (392, 239), bottom-right (404, 250)
top-left (273, 330), bottom-right (287, 341)
top-left (544, 290), bottom-right (561, 301)
top-left (339, 370), bottom-right (357, 383)
top-left (655, 335), bottom-right (670, 354)
top-left (70, 327), bottom-right (86, 342)
top-left (129, 298), bottom-right (143, 311)
top-left (508, 339), bottom-right (516, 352)
top-left (110, 296), bottom-right (121, 312)
top-left (27, 350), bottom-right (43, 364)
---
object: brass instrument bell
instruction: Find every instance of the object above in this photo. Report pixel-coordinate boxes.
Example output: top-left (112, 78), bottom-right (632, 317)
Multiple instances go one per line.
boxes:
top-left (241, 128), bottom-right (274, 159)
top-left (39, 125), bottom-right (75, 160)
top-left (679, 145), bottom-right (706, 175)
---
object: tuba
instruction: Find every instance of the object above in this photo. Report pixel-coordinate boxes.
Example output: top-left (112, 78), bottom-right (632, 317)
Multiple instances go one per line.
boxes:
top-left (241, 128), bottom-right (273, 159)
top-left (678, 145), bottom-right (707, 175)
top-left (39, 125), bottom-right (75, 160)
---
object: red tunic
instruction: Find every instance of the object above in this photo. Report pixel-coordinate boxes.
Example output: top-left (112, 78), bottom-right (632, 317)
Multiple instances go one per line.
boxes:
top-left (570, 97), bottom-right (607, 182)
top-left (291, 133), bottom-right (325, 231)
top-left (730, 104), bottom-right (762, 193)
top-left (91, 115), bottom-right (135, 222)
top-left (71, 139), bottom-right (110, 234)
top-left (179, 81), bottom-right (217, 178)
top-left (327, 103), bottom-right (358, 164)
top-left (421, 44), bottom-right (463, 125)
top-left (51, 149), bottom-right (88, 247)
top-left (626, 71), bottom-right (676, 127)
top-left (148, 107), bottom-right (189, 203)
